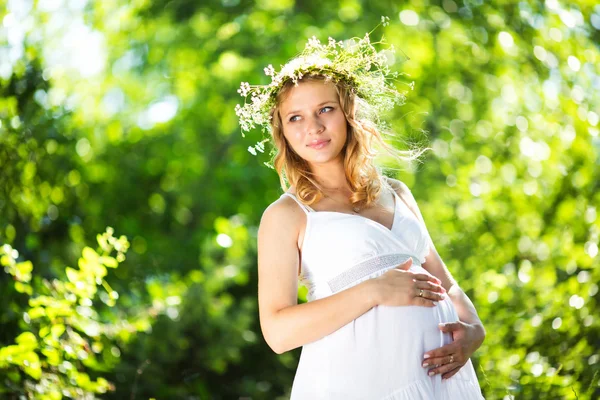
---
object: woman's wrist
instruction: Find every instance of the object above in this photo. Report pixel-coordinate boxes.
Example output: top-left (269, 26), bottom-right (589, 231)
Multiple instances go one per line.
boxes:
top-left (362, 279), bottom-right (381, 308)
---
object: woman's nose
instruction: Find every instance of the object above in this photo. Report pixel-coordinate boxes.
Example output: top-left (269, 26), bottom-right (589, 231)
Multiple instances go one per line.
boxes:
top-left (306, 116), bottom-right (324, 135)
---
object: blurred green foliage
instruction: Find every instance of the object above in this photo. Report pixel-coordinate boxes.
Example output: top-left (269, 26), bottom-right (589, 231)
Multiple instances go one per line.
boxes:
top-left (0, 229), bottom-right (136, 398)
top-left (0, 0), bottom-right (599, 399)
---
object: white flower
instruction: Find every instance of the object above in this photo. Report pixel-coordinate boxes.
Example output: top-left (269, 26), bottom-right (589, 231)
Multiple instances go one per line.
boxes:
top-left (307, 35), bottom-right (321, 49)
top-left (297, 55), bottom-right (331, 71)
top-left (237, 82), bottom-right (251, 97)
top-left (264, 64), bottom-right (275, 76)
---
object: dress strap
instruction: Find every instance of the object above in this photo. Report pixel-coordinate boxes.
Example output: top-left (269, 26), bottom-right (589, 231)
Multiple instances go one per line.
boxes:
top-left (388, 182), bottom-right (411, 213)
top-left (281, 193), bottom-right (315, 214)
top-left (391, 189), bottom-right (403, 209)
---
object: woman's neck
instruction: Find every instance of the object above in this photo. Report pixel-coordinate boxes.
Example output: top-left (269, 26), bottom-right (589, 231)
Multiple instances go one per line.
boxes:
top-left (309, 158), bottom-right (349, 191)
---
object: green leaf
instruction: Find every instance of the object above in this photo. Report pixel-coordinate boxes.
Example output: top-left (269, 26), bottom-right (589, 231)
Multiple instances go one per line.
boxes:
top-left (28, 307), bottom-right (46, 319)
top-left (39, 326), bottom-right (50, 338)
top-left (41, 347), bottom-right (61, 366)
top-left (21, 351), bottom-right (41, 380)
top-left (14, 282), bottom-right (32, 295)
top-left (50, 324), bottom-right (65, 339)
top-left (82, 246), bottom-right (98, 261)
top-left (15, 332), bottom-right (37, 347)
top-left (100, 256), bottom-right (118, 268)
top-left (15, 261), bottom-right (33, 282)
top-left (66, 267), bottom-right (80, 283)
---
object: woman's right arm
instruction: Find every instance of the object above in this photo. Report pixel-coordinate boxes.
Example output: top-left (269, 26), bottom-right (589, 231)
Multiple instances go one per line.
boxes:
top-left (257, 198), bottom-right (446, 354)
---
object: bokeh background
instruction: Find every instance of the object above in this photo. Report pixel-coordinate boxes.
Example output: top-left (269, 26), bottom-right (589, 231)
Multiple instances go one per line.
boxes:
top-left (1, 0), bottom-right (599, 399)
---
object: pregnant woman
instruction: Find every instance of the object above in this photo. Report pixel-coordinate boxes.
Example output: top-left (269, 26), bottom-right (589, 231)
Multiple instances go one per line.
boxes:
top-left (238, 27), bottom-right (486, 399)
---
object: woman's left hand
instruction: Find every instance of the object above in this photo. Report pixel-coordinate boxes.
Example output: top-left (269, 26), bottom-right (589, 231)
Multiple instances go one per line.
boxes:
top-left (421, 321), bottom-right (486, 380)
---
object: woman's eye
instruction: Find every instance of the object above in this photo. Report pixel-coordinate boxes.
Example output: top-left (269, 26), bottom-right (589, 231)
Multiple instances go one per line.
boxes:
top-left (288, 107), bottom-right (332, 122)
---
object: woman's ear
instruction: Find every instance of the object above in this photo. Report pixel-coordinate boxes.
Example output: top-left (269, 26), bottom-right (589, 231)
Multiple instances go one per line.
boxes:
top-left (272, 109), bottom-right (282, 130)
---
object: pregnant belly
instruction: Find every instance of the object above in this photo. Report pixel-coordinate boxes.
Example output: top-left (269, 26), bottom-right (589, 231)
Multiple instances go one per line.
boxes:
top-left (294, 297), bottom-right (459, 397)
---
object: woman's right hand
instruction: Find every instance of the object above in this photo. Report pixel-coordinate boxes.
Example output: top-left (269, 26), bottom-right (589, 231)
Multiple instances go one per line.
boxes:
top-left (371, 258), bottom-right (446, 307)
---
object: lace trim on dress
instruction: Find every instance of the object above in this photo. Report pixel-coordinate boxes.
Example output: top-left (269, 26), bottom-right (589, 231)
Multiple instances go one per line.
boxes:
top-left (327, 253), bottom-right (421, 293)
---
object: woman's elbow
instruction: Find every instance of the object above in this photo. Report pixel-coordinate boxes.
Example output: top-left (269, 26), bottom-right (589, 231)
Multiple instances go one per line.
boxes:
top-left (271, 344), bottom-right (286, 355)
top-left (261, 320), bottom-right (287, 354)
top-left (265, 335), bottom-right (286, 354)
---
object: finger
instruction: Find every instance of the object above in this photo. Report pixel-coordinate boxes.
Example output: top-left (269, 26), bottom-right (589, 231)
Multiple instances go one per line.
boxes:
top-left (424, 352), bottom-right (463, 369)
top-left (442, 366), bottom-right (461, 380)
top-left (427, 362), bottom-right (462, 377)
top-left (416, 289), bottom-right (445, 302)
top-left (446, 354), bottom-right (457, 365)
top-left (423, 343), bottom-right (458, 361)
top-left (411, 273), bottom-right (442, 285)
top-left (415, 281), bottom-right (446, 294)
top-left (401, 258), bottom-right (413, 267)
top-left (438, 321), bottom-right (462, 333)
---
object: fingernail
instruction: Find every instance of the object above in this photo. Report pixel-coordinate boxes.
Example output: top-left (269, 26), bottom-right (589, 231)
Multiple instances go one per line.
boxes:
top-left (428, 371), bottom-right (435, 376)
top-left (422, 363), bottom-right (429, 367)
top-left (424, 354), bottom-right (430, 359)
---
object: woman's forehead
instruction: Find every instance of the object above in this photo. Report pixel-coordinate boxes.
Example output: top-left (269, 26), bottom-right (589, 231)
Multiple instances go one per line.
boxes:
top-left (280, 80), bottom-right (338, 112)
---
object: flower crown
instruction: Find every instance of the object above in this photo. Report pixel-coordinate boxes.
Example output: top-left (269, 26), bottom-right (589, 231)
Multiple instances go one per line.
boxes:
top-left (235, 17), bottom-right (411, 159)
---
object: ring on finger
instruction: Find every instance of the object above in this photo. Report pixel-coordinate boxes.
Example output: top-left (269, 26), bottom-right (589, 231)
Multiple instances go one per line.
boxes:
top-left (449, 354), bottom-right (454, 363)
top-left (418, 289), bottom-right (424, 297)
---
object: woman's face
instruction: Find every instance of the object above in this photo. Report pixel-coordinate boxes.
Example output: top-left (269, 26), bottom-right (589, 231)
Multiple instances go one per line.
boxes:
top-left (278, 80), bottom-right (348, 166)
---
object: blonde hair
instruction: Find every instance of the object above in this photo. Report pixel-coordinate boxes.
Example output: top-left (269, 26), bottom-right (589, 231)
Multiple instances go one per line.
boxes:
top-left (269, 74), bottom-right (424, 209)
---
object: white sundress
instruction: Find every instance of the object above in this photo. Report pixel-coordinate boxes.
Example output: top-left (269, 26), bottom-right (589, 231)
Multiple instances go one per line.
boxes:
top-left (280, 191), bottom-right (484, 400)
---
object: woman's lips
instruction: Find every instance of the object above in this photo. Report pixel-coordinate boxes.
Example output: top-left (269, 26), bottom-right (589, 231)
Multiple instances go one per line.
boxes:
top-left (308, 140), bottom-right (331, 149)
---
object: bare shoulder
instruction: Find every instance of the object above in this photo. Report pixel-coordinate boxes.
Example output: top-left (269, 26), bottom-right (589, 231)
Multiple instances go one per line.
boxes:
top-left (259, 194), bottom-right (305, 241)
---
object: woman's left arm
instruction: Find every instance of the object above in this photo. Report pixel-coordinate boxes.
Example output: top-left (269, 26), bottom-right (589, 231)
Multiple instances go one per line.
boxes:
top-left (420, 248), bottom-right (486, 380)
top-left (389, 178), bottom-right (486, 380)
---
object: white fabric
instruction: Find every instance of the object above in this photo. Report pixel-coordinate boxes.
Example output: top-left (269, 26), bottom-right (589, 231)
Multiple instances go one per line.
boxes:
top-left (281, 191), bottom-right (484, 400)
